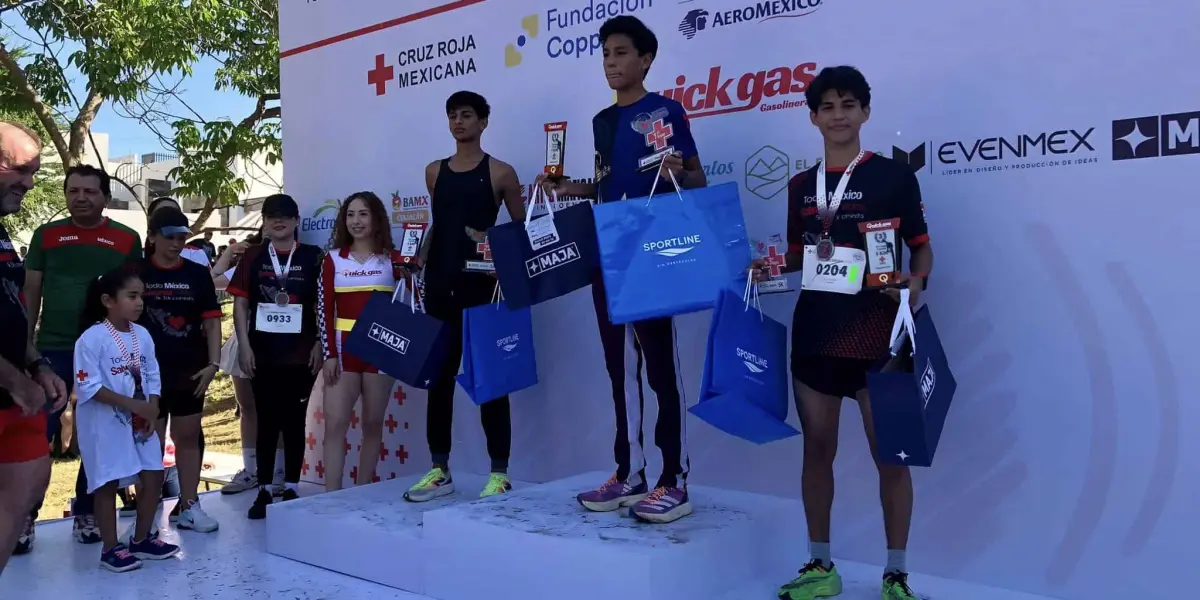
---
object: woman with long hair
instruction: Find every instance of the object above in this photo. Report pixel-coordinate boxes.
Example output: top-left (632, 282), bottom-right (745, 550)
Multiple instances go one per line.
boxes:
top-left (318, 192), bottom-right (403, 490)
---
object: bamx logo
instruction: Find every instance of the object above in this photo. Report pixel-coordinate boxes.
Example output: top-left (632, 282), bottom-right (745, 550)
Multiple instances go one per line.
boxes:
top-left (659, 63), bottom-right (817, 119)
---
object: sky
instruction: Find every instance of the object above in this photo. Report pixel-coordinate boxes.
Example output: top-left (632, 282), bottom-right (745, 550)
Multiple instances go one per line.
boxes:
top-left (1, 14), bottom-right (258, 160)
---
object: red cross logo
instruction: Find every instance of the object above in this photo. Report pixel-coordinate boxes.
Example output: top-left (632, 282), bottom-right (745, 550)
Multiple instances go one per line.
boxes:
top-left (315, 460), bottom-right (325, 479)
top-left (343, 439), bottom-right (351, 457)
top-left (646, 119), bottom-right (674, 151)
top-left (305, 432), bottom-right (317, 450)
top-left (379, 442), bottom-right (389, 462)
top-left (301, 459), bottom-right (309, 476)
top-left (366, 54), bottom-right (394, 96)
top-left (349, 410), bottom-right (359, 430)
top-left (76, 370), bottom-right (87, 382)
top-left (477, 242), bottom-right (492, 261)
top-left (313, 408), bottom-right (324, 425)
top-left (385, 414), bottom-right (399, 434)
top-left (394, 386), bottom-right (406, 406)
top-left (395, 445), bottom-right (409, 464)
top-left (350, 466), bottom-right (358, 482)
top-left (765, 245), bottom-right (785, 278)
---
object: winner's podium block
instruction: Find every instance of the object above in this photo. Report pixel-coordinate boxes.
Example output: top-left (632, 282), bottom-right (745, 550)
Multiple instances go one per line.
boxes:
top-left (265, 472), bottom-right (521, 595)
top-left (421, 471), bottom-right (796, 600)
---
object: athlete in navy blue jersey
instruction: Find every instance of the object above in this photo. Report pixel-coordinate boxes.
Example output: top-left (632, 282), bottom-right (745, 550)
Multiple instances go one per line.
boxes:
top-left (540, 16), bottom-right (706, 525)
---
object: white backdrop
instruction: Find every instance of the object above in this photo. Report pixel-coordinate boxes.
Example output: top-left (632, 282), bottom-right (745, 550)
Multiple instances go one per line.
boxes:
top-left (277, 1), bottom-right (1200, 598)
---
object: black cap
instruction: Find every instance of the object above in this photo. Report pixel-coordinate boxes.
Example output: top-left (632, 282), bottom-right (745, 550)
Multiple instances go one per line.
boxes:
top-left (147, 207), bottom-right (190, 237)
top-left (261, 194), bottom-right (300, 218)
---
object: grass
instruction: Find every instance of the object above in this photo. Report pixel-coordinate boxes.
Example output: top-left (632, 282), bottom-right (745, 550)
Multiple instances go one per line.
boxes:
top-left (38, 307), bottom-right (242, 521)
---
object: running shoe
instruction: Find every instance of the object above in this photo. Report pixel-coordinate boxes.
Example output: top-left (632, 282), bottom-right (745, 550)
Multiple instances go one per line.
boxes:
top-left (176, 499), bottom-right (220, 533)
top-left (882, 571), bottom-right (918, 600)
top-left (100, 544), bottom-right (141, 573)
top-left (630, 485), bottom-right (692, 524)
top-left (13, 516), bottom-right (33, 555)
top-left (128, 536), bottom-right (180, 560)
top-left (119, 521), bottom-right (160, 546)
top-left (403, 467), bottom-right (454, 502)
top-left (247, 488), bottom-right (272, 520)
top-left (576, 475), bottom-right (648, 512)
top-left (777, 560), bottom-right (843, 599)
top-left (221, 469), bottom-right (258, 495)
top-left (72, 514), bottom-right (101, 544)
top-left (280, 488), bottom-right (299, 502)
top-left (479, 473), bottom-right (512, 498)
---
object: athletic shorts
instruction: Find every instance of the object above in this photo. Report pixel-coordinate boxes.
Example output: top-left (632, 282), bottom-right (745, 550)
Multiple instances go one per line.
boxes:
top-left (791, 355), bottom-right (877, 400)
top-left (335, 331), bottom-right (379, 374)
top-left (0, 406), bottom-right (49, 463)
top-left (159, 388), bottom-right (204, 419)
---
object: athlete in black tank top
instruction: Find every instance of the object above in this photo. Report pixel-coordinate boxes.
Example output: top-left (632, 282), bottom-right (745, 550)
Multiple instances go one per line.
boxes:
top-left (403, 91), bottom-right (525, 504)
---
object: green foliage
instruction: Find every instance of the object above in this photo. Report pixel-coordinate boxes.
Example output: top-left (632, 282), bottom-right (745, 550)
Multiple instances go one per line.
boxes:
top-left (0, 107), bottom-right (66, 243)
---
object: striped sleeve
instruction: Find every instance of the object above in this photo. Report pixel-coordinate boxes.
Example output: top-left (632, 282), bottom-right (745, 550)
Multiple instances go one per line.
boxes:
top-left (317, 253), bottom-right (337, 360)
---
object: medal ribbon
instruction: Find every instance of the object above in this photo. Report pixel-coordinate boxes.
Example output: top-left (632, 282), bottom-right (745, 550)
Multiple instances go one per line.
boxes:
top-left (814, 150), bottom-right (867, 236)
top-left (267, 241), bottom-right (297, 301)
top-left (102, 319), bottom-right (142, 396)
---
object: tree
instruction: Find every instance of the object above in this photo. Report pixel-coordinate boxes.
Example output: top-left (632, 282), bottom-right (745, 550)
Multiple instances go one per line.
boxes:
top-left (0, 0), bottom-right (280, 229)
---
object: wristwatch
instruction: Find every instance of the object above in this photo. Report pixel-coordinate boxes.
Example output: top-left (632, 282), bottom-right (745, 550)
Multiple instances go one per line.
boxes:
top-left (26, 356), bottom-right (51, 375)
top-left (207, 361), bottom-right (220, 370)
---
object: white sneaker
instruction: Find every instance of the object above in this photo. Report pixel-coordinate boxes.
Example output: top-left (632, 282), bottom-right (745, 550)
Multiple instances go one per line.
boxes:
top-left (220, 469), bottom-right (258, 495)
top-left (176, 499), bottom-right (219, 533)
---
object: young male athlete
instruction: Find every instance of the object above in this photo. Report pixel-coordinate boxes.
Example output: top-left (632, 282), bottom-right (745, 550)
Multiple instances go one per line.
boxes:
top-left (751, 65), bottom-right (933, 600)
top-left (402, 91), bottom-right (524, 502)
top-left (540, 16), bottom-right (706, 524)
top-left (24, 164), bottom-right (142, 546)
top-left (0, 121), bottom-right (67, 569)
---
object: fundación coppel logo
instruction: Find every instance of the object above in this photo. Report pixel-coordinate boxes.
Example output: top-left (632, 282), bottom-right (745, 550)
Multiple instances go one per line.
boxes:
top-left (678, 0), bottom-right (825, 40)
top-left (505, 14), bottom-right (539, 67)
top-left (745, 145), bottom-right (790, 199)
top-left (1111, 111), bottom-right (1200, 160)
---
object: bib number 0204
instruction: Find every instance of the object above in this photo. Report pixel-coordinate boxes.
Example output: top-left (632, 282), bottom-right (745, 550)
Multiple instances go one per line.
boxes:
top-left (815, 263), bottom-right (849, 277)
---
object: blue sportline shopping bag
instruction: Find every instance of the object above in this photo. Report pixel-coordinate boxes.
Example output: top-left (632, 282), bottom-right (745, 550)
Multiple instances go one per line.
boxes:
top-left (489, 189), bottom-right (598, 310)
top-left (868, 289), bottom-right (957, 467)
top-left (345, 278), bottom-right (449, 389)
top-left (456, 288), bottom-right (539, 404)
top-left (689, 282), bottom-right (799, 444)
top-left (593, 179), bottom-right (750, 324)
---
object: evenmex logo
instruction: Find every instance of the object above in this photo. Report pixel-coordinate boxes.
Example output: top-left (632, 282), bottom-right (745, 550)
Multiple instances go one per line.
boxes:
top-left (1112, 111), bottom-right (1200, 160)
top-left (679, 0), bottom-right (823, 40)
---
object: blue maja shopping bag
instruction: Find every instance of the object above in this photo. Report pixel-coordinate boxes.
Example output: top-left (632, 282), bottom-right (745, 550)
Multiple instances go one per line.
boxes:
top-left (689, 279), bottom-right (799, 444)
top-left (489, 188), bottom-right (598, 310)
top-left (345, 277), bottom-right (449, 389)
top-left (868, 289), bottom-right (958, 467)
top-left (456, 287), bottom-right (539, 404)
top-left (593, 177), bottom-right (751, 324)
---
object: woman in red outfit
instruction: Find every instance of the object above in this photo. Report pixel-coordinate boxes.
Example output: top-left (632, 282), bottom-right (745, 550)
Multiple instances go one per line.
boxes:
top-left (318, 192), bottom-right (404, 491)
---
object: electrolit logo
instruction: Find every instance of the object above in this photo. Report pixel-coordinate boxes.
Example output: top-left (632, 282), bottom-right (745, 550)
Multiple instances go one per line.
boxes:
top-left (302, 198), bottom-right (340, 233)
top-left (644, 234), bottom-right (700, 257)
top-left (497, 334), bottom-right (520, 352)
top-left (737, 347), bottom-right (767, 373)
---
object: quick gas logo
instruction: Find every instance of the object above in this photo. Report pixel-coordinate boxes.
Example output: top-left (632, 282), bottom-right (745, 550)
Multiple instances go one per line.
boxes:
top-left (506, 0), bottom-right (655, 67)
top-left (659, 62), bottom-right (817, 119)
top-left (737, 347), bottom-right (767, 374)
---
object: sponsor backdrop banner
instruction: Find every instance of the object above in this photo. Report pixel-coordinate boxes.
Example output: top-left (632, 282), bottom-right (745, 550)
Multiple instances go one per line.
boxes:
top-left (279, 1), bottom-right (1199, 598)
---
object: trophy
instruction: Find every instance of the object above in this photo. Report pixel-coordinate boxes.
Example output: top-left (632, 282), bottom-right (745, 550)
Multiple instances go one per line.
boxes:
top-left (544, 122), bottom-right (567, 180)
top-left (754, 234), bottom-right (791, 294)
top-left (463, 226), bottom-right (495, 273)
top-left (858, 218), bottom-right (899, 287)
top-left (398, 222), bottom-right (427, 266)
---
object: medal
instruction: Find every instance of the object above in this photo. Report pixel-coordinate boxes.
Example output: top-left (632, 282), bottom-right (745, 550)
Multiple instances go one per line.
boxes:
top-left (267, 241), bottom-right (297, 306)
top-left (814, 149), bottom-right (867, 257)
top-left (274, 291), bottom-right (290, 306)
top-left (816, 236), bottom-right (835, 261)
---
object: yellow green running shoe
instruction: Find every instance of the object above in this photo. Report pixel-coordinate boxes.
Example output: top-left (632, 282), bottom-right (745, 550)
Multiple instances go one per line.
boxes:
top-left (403, 467), bottom-right (454, 502)
top-left (882, 571), bottom-right (918, 600)
top-left (479, 473), bottom-right (512, 498)
top-left (778, 560), bottom-right (843, 599)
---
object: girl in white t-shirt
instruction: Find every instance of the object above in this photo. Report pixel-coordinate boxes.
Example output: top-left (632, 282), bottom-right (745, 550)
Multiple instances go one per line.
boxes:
top-left (74, 267), bottom-right (181, 573)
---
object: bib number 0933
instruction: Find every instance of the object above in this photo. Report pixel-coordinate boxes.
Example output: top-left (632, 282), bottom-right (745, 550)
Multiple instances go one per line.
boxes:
top-left (265, 313), bottom-right (292, 324)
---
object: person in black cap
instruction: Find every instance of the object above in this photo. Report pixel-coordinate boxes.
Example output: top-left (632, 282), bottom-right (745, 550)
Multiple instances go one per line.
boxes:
top-left (226, 194), bottom-right (324, 519)
top-left (137, 207), bottom-right (223, 534)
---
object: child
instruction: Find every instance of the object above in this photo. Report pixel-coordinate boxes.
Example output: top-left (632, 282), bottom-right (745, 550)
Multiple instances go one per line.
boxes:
top-left (74, 266), bottom-right (180, 572)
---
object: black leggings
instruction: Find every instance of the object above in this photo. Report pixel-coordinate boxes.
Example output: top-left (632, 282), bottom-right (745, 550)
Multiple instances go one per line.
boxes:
top-left (250, 363), bottom-right (316, 485)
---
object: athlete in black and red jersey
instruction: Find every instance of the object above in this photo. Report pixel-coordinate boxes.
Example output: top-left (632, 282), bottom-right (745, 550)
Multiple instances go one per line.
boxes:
top-left (752, 66), bottom-right (933, 600)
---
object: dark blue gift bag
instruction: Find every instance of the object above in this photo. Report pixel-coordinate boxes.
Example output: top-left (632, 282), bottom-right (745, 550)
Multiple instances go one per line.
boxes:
top-left (456, 287), bottom-right (538, 404)
top-left (489, 189), bottom-right (598, 310)
top-left (868, 290), bottom-right (957, 467)
top-left (593, 179), bottom-right (750, 324)
top-left (689, 281), bottom-right (799, 444)
top-left (345, 278), bottom-right (448, 390)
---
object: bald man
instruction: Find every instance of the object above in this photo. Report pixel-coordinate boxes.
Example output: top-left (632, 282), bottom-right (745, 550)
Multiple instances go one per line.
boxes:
top-left (0, 122), bottom-right (67, 572)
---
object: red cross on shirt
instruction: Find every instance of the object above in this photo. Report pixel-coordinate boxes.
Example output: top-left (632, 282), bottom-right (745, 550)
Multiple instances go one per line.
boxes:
top-left (76, 370), bottom-right (87, 382)
top-left (343, 439), bottom-right (351, 456)
top-left (385, 414), bottom-right (399, 434)
top-left (305, 432), bottom-right (317, 450)
top-left (301, 459), bottom-right (309, 476)
top-left (646, 119), bottom-right (674, 151)
top-left (394, 386), bottom-right (406, 406)
top-left (477, 242), bottom-right (492, 261)
top-left (350, 466), bottom-right (358, 482)
top-left (349, 410), bottom-right (359, 430)
top-left (765, 245), bottom-right (785, 278)
top-left (395, 445), bottom-right (409, 464)
top-left (315, 460), bottom-right (325, 478)
top-left (313, 408), bottom-right (324, 425)
top-left (379, 442), bottom-right (389, 462)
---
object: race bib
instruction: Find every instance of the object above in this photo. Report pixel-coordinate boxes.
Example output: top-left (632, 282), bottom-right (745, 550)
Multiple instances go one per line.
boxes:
top-left (526, 215), bottom-right (561, 251)
top-left (801, 245), bottom-right (866, 295)
top-left (256, 303), bottom-right (302, 334)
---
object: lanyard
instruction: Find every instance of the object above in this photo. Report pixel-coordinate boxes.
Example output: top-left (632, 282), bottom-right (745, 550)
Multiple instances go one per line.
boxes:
top-left (102, 319), bottom-right (142, 394)
top-left (267, 241), bottom-right (297, 301)
top-left (814, 150), bottom-right (866, 235)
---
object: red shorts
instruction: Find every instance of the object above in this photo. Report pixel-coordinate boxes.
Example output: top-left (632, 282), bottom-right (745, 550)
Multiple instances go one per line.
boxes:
top-left (335, 331), bottom-right (380, 374)
top-left (0, 406), bottom-right (49, 464)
